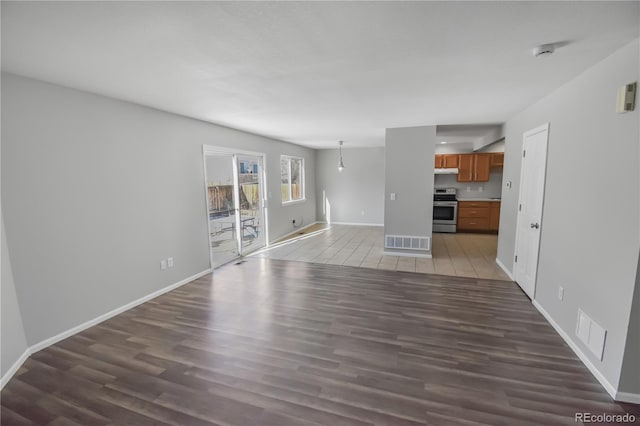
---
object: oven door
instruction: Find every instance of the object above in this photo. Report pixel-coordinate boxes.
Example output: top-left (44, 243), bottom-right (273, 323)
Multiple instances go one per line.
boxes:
top-left (433, 201), bottom-right (458, 224)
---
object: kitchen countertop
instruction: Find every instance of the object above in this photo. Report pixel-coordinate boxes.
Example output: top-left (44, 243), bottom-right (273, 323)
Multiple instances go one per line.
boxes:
top-left (457, 198), bottom-right (501, 202)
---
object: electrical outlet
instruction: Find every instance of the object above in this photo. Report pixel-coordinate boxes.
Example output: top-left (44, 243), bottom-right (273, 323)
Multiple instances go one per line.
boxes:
top-left (167, 257), bottom-right (174, 268)
top-left (466, 186), bottom-right (471, 192)
top-left (160, 259), bottom-right (167, 270)
top-left (558, 286), bottom-right (564, 301)
top-left (479, 186), bottom-right (484, 192)
top-left (390, 193), bottom-right (396, 201)
top-left (361, 210), bottom-right (365, 216)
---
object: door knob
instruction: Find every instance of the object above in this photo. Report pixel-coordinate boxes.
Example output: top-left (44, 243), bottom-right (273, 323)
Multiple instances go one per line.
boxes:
top-left (530, 223), bottom-right (539, 229)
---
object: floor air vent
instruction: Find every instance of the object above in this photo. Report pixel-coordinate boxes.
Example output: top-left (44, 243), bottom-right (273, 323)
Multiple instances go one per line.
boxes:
top-left (385, 235), bottom-right (430, 251)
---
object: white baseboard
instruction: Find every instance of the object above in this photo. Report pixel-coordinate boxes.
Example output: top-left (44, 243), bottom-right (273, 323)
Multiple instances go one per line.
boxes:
top-left (532, 300), bottom-right (618, 400)
top-left (0, 268), bottom-right (212, 390)
top-left (270, 221), bottom-right (321, 245)
top-left (330, 221), bottom-right (384, 227)
top-left (614, 391), bottom-right (640, 404)
top-left (495, 257), bottom-right (514, 280)
top-left (383, 250), bottom-right (432, 259)
top-left (0, 348), bottom-right (31, 389)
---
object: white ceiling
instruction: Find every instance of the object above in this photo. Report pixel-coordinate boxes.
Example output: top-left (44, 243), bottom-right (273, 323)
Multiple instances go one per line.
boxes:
top-left (2, 2), bottom-right (638, 149)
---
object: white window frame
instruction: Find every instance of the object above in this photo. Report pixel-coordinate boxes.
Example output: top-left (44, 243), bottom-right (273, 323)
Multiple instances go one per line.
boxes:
top-left (280, 155), bottom-right (305, 205)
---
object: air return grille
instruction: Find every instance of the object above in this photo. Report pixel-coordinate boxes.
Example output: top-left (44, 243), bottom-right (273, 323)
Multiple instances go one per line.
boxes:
top-left (384, 235), bottom-right (430, 251)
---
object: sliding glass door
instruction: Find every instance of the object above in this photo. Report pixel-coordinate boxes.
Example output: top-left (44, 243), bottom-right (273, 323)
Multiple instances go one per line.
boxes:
top-left (203, 148), bottom-right (267, 268)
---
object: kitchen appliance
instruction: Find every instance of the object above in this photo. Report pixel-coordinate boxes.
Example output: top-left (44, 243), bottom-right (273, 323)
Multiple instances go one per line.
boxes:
top-left (433, 188), bottom-right (458, 233)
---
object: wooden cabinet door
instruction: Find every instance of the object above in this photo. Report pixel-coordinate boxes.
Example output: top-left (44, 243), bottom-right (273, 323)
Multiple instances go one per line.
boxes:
top-left (434, 155), bottom-right (443, 168)
top-left (443, 154), bottom-right (458, 168)
top-left (456, 154), bottom-right (473, 182)
top-left (490, 152), bottom-right (504, 168)
top-left (473, 154), bottom-right (491, 182)
top-left (489, 202), bottom-right (501, 231)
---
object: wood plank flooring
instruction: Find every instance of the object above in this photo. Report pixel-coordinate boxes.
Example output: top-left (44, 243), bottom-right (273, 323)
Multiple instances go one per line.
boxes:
top-left (2, 259), bottom-right (638, 425)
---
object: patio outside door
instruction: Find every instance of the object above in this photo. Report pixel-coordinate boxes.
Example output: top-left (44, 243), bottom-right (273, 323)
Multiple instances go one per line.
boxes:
top-left (203, 148), bottom-right (267, 269)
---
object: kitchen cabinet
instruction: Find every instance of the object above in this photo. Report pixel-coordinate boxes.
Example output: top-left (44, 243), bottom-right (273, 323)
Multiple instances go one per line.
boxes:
top-left (489, 201), bottom-right (501, 231)
top-left (490, 152), bottom-right (504, 168)
top-left (434, 154), bottom-right (459, 169)
top-left (457, 154), bottom-right (491, 182)
top-left (458, 200), bottom-right (500, 233)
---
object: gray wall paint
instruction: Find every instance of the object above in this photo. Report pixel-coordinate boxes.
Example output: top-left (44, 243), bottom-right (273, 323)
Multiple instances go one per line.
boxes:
top-left (1, 210), bottom-right (29, 378)
top-left (497, 40), bottom-right (639, 390)
top-left (384, 126), bottom-right (435, 254)
top-left (435, 171), bottom-right (503, 200)
top-left (316, 147), bottom-right (385, 225)
top-left (618, 252), bottom-right (640, 394)
top-left (1, 73), bottom-right (316, 346)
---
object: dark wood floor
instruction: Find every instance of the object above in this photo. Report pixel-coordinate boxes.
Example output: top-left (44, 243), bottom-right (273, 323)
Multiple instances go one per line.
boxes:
top-left (2, 259), bottom-right (638, 425)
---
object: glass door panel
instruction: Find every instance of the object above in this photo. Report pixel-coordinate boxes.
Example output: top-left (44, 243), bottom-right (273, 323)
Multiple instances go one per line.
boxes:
top-left (237, 155), bottom-right (266, 254)
top-left (205, 153), bottom-right (239, 268)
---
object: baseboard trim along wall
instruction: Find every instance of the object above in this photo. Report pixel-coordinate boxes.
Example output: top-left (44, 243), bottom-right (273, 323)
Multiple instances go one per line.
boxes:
top-left (270, 221), bottom-right (321, 244)
top-left (0, 268), bottom-right (212, 390)
top-left (383, 251), bottom-right (432, 259)
top-left (495, 258), bottom-right (514, 280)
top-left (0, 348), bottom-right (31, 389)
top-left (614, 391), bottom-right (640, 404)
top-left (532, 300), bottom-right (618, 400)
top-left (329, 221), bottom-right (384, 227)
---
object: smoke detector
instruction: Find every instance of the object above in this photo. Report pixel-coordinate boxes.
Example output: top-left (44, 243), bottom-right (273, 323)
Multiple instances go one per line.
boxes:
top-left (532, 44), bottom-right (555, 57)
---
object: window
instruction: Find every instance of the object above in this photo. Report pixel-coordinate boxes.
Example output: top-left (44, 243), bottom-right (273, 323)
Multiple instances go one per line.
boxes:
top-left (281, 156), bottom-right (305, 203)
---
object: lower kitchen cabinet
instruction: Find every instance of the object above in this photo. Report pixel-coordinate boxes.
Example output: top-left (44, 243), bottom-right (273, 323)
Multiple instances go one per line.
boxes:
top-left (458, 201), bottom-right (500, 233)
top-left (489, 201), bottom-right (501, 231)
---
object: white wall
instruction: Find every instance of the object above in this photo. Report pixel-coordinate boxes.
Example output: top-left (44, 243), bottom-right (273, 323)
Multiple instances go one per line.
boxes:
top-left (498, 39), bottom-right (639, 392)
top-left (1, 72), bottom-right (316, 346)
top-left (316, 147), bottom-right (385, 225)
top-left (1, 211), bottom-right (29, 381)
top-left (384, 126), bottom-right (435, 255)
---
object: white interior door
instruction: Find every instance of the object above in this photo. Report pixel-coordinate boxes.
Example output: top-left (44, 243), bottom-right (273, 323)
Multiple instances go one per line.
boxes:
top-left (514, 123), bottom-right (550, 299)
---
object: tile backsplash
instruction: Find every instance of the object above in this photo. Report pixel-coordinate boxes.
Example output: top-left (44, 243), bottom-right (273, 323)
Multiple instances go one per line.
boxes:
top-left (434, 171), bottom-right (503, 199)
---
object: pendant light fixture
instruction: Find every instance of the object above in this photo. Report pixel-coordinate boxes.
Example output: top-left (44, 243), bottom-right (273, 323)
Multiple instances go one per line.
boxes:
top-left (338, 140), bottom-right (345, 172)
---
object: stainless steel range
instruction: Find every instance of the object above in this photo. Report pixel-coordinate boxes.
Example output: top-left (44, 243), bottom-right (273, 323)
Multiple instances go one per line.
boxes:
top-left (433, 188), bottom-right (458, 233)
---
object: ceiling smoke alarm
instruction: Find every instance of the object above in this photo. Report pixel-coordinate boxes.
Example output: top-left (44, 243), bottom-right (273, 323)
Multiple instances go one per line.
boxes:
top-left (532, 44), bottom-right (556, 57)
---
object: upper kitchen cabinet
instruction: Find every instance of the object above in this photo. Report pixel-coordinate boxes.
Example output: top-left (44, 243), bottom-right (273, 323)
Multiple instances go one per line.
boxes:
top-left (434, 154), bottom-right (459, 169)
top-left (457, 153), bottom-right (491, 182)
top-left (490, 152), bottom-right (504, 168)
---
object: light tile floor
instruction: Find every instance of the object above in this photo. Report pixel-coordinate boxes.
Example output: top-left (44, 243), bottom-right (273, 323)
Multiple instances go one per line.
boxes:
top-left (252, 224), bottom-right (511, 281)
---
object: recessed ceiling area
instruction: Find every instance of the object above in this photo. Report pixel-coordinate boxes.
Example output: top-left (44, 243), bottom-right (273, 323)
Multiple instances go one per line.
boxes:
top-left (1, 1), bottom-right (638, 148)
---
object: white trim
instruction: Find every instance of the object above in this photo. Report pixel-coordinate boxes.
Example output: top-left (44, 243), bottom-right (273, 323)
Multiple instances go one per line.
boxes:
top-left (280, 155), bottom-right (305, 205)
top-left (269, 221), bottom-right (321, 244)
top-left (1, 268), bottom-right (212, 390)
top-left (383, 251), bottom-right (432, 258)
top-left (203, 145), bottom-right (267, 158)
top-left (281, 198), bottom-right (307, 206)
top-left (532, 300), bottom-right (617, 400)
top-left (330, 221), bottom-right (384, 227)
top-left (1, 348), bottom-right (31, 389)
top-left (495, 257), bottom-right (514, 280)
top-left (614, 391), bottom-right (640, 404)
top-left (513, 122), bottom-right (550, 299)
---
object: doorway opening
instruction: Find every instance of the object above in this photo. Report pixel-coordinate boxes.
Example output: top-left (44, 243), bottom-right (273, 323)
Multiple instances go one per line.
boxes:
top-left (203, 146), bottom-right (268, 269)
